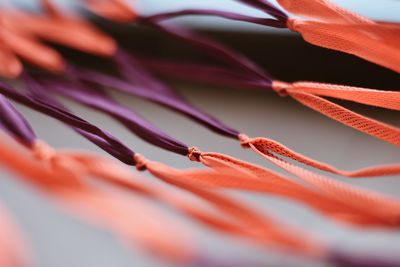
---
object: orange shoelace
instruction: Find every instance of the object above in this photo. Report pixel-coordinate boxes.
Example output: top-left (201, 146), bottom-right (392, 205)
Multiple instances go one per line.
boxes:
top-left (0, 133), bottom-right (324, 258)
top-left (271, 81), bottom-right (400, 147)
top-left (277, 0), bottom-right (400, 73)
top-left (0, 0), bottom-right (122, 77)
top-left (0, 136), bottom-right (195, 261)
top-left (0, 204), bottom-right (31, 267)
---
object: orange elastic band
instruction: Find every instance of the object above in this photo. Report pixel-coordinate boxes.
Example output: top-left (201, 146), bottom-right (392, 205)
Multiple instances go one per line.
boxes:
top-left (272, 81), bottom-right (400, 146)
top-left (0, 204), bottom-right (31, 267)
top-left (278, 0), bottom-right (400, 73)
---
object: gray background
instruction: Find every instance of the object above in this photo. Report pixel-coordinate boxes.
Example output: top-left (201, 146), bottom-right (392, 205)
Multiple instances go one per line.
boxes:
top-left (1, 1), bottom-right (400, 266)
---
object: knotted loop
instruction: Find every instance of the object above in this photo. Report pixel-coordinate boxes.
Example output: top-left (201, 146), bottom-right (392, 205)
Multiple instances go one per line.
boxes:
top-left (133, 153), bottom-right (149, 171)
top-left (187, 147), bottom-right (202, 162)
top-left (32, 140), bottom-right (55, 162)
top-left (238, 133), bottom-right (251, 148)
top-left (286, 17), bottom-right (299, 32)
top-left (272, 80), bottom-right (291, 97)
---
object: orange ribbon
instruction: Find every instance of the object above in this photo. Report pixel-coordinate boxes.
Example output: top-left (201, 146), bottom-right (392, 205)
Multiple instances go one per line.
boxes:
top-left (0, 204), bottom-right (31, 267)
top-left (277, 0), bottom-right (400, 73)
top-left (0, 0), bottom-right (125, 77)
top-left (238, 134), bottom-right (400, 226)
top-left (0, 134), bottom-right (325, 257)
top-left (0, 137), bottom-right (195, 261)
top-left (85, 0), bottom-right (138, 22)
top-left (271, 81), bottom-right (400, 146)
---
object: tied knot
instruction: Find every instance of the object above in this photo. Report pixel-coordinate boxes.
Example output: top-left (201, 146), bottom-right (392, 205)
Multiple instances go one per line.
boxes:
top-left (187, 147), bottom-right (202, 162)
top-left (238, 133), bottom-right (251, 148)
top-left (272, 80), bottom-right (291, 97)
top-left (286, 17), bottom-right (299, 32)
top-left (32, 140), bottom-right (56, 162)
top-left (134, 153), bottom-right (148, 171)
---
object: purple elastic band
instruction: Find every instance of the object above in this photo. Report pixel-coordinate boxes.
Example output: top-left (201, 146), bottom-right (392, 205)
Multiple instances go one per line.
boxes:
top-left (234, 0), bottom-right (288, 21)
top-left (329, 251), bottom-right (400, 267)
top-left (0, 79), bottom-right (136, 165)
top-left (139, 58), bottom-right (272, 91)
top-left (0, 93), bottom-right (36, 146)
top-left (34, 73), bottom-right (189, 156)
top-left (21, 72), bottom-right (137, 165)
top-left (142, 20), bottom-right (272, 83)
top-left (144, 9), bottom-right (287, 28)
top-left (66, 52), bottom-right (240, 139)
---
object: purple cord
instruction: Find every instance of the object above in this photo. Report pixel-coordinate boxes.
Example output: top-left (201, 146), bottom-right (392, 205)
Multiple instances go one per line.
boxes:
top-left (0, 79), bottom-right (136, 165)
top-left (33, 73), bottom-right (189, 156)
top-left (0, 93), bottom-right (35, 146)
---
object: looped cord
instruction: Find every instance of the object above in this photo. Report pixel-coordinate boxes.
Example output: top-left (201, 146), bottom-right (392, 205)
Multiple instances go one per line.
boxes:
top-left (32, 140), bottom-right (55, 162)
top-left (133, 153), bottom-right (149, 171)
top-left (272, 80), bottom-right (290, 97)
top-left (238, 133), bottom-right (251, 148)
top-left (286, 17), bottom-right (298, 32)
top-left (187, 147), bottom-right (202, 162)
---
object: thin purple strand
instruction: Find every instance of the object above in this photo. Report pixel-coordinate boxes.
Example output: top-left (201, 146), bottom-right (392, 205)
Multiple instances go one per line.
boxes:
top-left (34, 73), bottom-right (189, 156)
top-left (0, 79), bottom-right (136, 165)
top-left (142, 19), bottom-right (273, 83)
top-left (0, 93), bottom-right (36, 146)
top-left (139, 58), bottom-right (272, 90)
top-left (234, 0), bottom-right (288, 21)
top-left (66, 52), bottom-right (240, 138)
top-left (144, 9), bottom-right (287, 28)
top-left (21, 72), bottom-right (137, 165)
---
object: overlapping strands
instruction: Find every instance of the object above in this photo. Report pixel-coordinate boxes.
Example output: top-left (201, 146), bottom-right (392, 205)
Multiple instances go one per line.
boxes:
top-left (0, 0), bottom-right (399, 266)
top-left (0, 83), bottom-right (323, 261)
top-left (143, 0), bottom-right (400, 73)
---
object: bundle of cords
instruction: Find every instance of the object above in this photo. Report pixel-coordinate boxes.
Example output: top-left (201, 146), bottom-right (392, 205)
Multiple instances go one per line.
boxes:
top-left (0, 0), bottom-right (399, 266)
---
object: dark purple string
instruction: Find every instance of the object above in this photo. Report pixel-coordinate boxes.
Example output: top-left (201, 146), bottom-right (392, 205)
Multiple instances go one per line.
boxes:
top-left (0, 79), bottom-right (136, 165)
top-left (0, 93), bottom-right (36, 146)
top-left (144, 9), bottom-right (287, 28)
top-left (139, 58), bottom-right (272, 91)
top-left (329, 251), bottom-right (400, 267)
top-left (33, 73), bottom-right (189, 156)
top-left (66, 52), bottom-right (240, 139)
top-left (234, 0), bottom-right (288, 21)
top-left (21, 72), bottom-right (137, 165)
top-left (141, 19), bottom-right (273, 83)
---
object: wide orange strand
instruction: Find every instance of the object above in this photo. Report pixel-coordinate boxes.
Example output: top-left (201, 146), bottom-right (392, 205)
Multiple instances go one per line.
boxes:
top-left (0, 134), bottom-right (325, 257)
top-left (0, 137), bottom-right (195, 261)
top-left (271, 81), bottom-right (400, 146)
top-left (0, 204), bottom-right (31, 267)
top-left (277, 0), bottom-right (400, 73)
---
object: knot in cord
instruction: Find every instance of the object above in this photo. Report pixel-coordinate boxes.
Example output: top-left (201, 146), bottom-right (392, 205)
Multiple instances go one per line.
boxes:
top-left (238, 133), bottom-right (251, 148)
top-left (286, 17), bottom-right (299, 32)
top-left (32, 140), bottom-right (56, 162)
top-left (187, 147), bottom-right (202, 162)
top-left (134, 153), bottom-right (148, 171)
top-left (272, 80), bottom-right (291, 97)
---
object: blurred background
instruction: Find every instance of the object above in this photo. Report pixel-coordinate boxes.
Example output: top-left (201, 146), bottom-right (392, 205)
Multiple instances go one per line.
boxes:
top-left (1, 1), bottom-right (400, 266)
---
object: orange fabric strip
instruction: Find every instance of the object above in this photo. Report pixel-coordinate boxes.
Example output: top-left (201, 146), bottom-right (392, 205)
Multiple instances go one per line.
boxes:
top-left (0, 137), bottom-right (194, 261)
top-left (272, 81), bottom-right (400, 146)
top-left (0, 204), bottom-right (31, 267)
top-left (277, 0), bottom-right (400, 73)
top-left (85, 0), bottom-right (138, 22)
top-left (135, 147), bottom-right (400, 227)
top-left (239, 135), bottom-right (400, 178)
top-left (0, 20), bottom-right (65, 73)
top-left (237, 135), bottom-right (400, 226)
top-left (0, 42), bottom-right (22, 78)
top-left (275, 81), bottom-right (400, 111)
top-left (133, 153), bottom-right (322, 255)
top-left (1, 135), bottom-right (325, 257)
